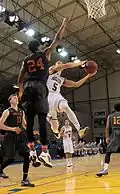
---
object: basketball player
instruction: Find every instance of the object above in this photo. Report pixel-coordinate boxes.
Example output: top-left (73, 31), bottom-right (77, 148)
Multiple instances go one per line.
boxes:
top-left (47, 61), bottom-right (96, 139)
top-left (17, 18), bottom-right (68, 167)
top-left (96, 103), bottom-right (120, 177)
top-left (60, 120), bottom-right (73, 167)
top-left (0, 94), bottom-right (34, 187)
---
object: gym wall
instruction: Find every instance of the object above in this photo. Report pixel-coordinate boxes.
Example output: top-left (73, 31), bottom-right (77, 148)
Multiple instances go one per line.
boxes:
top-left (64, 70), bottom-right (120, 141)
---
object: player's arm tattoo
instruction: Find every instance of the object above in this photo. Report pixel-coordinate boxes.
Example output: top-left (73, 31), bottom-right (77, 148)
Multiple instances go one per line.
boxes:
top-left (45, 18), bottom-right (68, 61)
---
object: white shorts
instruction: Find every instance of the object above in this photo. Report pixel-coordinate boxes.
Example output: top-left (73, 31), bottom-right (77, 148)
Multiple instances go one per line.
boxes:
top-left (63, 139), bottom-right (74, 154)
top-left (48, 92), bottom-right (67, 119)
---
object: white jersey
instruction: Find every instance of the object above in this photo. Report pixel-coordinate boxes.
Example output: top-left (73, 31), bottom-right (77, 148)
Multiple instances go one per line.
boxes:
top-left (47, 72), bottom-right (65, 93)
top-left (63, 125), bottom-right (73, 153)
top-left (63, 125), bottom-right (72, 141)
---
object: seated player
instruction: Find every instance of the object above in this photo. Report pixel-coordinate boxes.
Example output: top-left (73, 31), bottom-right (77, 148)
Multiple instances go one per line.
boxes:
top-left (96, 103), bottom-right (120, 177)
top-left (0, 94), bottom-right (34, 187)
top-left (60, 120), bottom-right (74, 167)
top-left (47, 60), bottom-right (97, 139)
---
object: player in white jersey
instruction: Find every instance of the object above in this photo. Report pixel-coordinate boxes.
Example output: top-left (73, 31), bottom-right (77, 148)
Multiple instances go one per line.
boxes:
top-left (60, 120), bottom-right (73, 167)
top-left (47, 61), bottom-right (97, 139)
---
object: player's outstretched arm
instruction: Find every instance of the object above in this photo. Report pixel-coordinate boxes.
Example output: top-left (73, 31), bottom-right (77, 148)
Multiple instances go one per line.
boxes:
top-left (0, 110), bottom-right (21, 133)
top-left (61, 60), bottom-right (87, 70)
top-left (17, 62), bottom-right (26, 99)
top-left (63, 71), bottom-right (97, 88)
top-left (49, 60), bottom-right (87, 74)
top-left (45, 18), bottom-right (68, 61)
top-left (63, 74), bottom-right (91, 88)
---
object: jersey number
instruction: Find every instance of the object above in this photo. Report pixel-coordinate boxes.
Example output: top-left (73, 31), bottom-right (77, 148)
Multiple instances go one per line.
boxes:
top-left (17, 116), bottom-right (22, 124)
top-left (52, 82), bottom-right (58, 91)
top-left (113, 116), bottom-right (120, 125)
top-left (27, 58), bottom-right (44, 72)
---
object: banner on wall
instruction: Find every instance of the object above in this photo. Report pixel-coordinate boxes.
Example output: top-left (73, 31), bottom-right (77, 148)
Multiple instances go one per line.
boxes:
top-left (93, 110), bottom-right (107, 128)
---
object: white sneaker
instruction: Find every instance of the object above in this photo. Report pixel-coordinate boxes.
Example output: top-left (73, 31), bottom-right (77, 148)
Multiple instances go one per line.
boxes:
top-left (29, 150), bottom-right (41, 167)
top-left (39, 152), bottom-right (53, 168)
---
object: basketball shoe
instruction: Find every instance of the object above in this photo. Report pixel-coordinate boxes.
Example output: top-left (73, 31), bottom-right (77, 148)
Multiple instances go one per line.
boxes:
top-left (96, 169), bottom-right (108, 177)
top-left (39, 152), bottom-right (53, 168)
top-left (29, 150), bottom-right (41, 167)
top-left (79, 127), bottom-right (90, 138)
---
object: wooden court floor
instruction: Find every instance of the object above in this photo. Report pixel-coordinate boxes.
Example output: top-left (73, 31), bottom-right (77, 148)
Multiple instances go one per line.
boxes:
top-left (0, 154), bottom-right (120, 194)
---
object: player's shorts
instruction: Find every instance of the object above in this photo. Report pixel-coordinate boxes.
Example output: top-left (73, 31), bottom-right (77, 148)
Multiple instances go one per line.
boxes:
top-left (22, 80), bottom-right (49, 114)
top-left (63, 139), bottom-right (74, 154)
top-left (107, 129), bottom-right (120, 152)
top-left (2, 131), bottom-right (29, 158)
top-left (48, 92), bottom-right (67, 119)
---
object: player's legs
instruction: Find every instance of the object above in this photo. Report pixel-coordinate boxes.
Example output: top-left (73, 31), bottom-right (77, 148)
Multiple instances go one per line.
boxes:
top-left (26, 109), bottom-right (41, 167)
top-left (59, 100), bottom-right (89, 138)
top-left (24, 94), bottom-right (36, 147)
top-left (65, 153), bottom-right (69, 166)
top-left (63, 140), bottom-right (73, 167)
top-left (0, 156), bottom-right (13, 178)
top-left (48, 110), bottom-right (60, 139)
top-left (59, 100), bottom-right (80, 131)
top-left (26, 112), bottom-right (35, 146)
top-left (96, 152), bottom-right (111, 177)
top-left (22, 82), bottom-right (39, 165)
top-left (19, 151), bottom-right (34, 187)
top-left (38, 113), bottom-right (52, 168)
top-left (47, 93), bottom-right (60, 138)
top-left (65, 153), bottom-right (73, 167)
top-left (68, 141), bottom-right (73, 166)
top-left (68, 153), bottom-right (73, 166)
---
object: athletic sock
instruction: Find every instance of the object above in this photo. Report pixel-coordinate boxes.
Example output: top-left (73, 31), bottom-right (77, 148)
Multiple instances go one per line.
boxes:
top-left (104, 163), bottom-right (109, 170)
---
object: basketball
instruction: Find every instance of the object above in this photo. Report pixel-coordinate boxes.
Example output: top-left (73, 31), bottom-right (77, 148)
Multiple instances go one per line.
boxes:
top-left (84, 61), bottom-right (98, 74)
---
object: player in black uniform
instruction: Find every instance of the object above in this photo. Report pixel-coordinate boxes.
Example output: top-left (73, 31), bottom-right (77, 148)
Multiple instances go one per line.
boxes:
top-left (96, 103), bottom-right (120, 177)
top-left (17, 18), bottom-right (68, 167)
top-left (0, 94), bottom-right (34, 187)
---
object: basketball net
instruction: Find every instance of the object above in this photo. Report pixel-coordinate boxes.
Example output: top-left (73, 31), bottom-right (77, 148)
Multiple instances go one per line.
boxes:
top-left (84, 0), bottom-right (106, 19)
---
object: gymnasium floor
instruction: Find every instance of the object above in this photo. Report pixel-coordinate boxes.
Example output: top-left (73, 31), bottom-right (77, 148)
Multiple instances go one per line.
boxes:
top-left (0, 154), bottom-right (120, 194)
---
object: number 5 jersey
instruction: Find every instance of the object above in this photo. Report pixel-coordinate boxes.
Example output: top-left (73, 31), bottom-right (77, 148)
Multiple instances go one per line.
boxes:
top-left (47, 72), bottom-right (67, 117)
